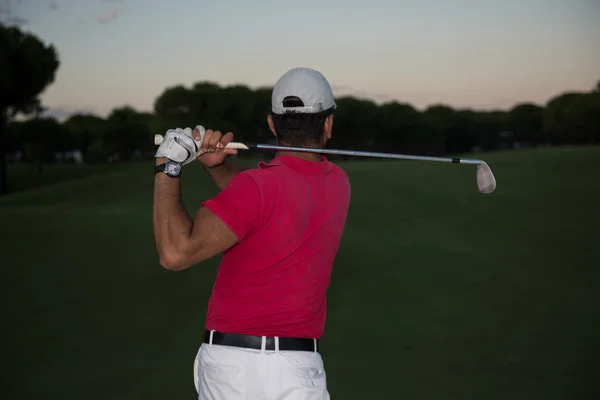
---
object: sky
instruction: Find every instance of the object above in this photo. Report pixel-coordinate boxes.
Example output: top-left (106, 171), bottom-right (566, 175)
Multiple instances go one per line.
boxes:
top-left (3, 0), bottom-right (600, 119)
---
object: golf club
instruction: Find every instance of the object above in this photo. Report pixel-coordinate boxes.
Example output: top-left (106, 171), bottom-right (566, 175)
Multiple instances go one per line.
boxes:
top-left (153, 134), bottom-right (497, 194)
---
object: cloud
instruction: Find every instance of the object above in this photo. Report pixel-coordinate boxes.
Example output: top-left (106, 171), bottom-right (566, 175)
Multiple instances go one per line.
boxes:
top-left (40, 106), bottom-right (97, 121)
top-left (0, 15), bottom-right (28, 26)
top-left (49, 0), bottom-right (58, 10)
top-left (96, 8), bottom-right (124, 24)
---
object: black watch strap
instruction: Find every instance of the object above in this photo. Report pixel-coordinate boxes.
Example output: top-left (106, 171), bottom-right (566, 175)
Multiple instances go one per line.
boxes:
top-left (154, 163), bottom-right (167, 175)
top-left (154, 161), bottom-right (181, 177)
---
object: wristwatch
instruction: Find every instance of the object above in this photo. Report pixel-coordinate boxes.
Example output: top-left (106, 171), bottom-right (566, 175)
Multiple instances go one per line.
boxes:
top-left (155, 161), bottom-right (182, 178)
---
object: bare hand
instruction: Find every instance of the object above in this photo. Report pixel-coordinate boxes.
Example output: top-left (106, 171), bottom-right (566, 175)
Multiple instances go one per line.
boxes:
top-left (194, 128), bottom-right (238, 168)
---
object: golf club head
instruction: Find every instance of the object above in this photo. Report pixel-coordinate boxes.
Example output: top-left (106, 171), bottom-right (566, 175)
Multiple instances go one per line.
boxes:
top-left (476, 163), bottom-right (496, 194)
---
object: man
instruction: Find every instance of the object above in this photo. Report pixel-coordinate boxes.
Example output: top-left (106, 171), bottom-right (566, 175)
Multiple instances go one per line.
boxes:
top-left (152, 67), bottom-right (351, 399)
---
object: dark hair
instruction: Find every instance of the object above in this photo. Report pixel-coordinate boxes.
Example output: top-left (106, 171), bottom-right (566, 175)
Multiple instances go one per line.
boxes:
top-left (270, 96), bottom-right (334, 147)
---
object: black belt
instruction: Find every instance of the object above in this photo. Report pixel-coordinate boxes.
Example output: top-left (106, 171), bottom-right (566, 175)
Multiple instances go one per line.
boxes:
top-left (202, 330), bottom-right (319, 352)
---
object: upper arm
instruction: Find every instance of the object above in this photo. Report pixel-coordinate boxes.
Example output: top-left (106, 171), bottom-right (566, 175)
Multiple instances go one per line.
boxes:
top-left (180, 206), bottom-right (239, 265)
top-left (178, 172), bottom-right (263, 268)
top-left (201, 171), bottom-right (263, 241)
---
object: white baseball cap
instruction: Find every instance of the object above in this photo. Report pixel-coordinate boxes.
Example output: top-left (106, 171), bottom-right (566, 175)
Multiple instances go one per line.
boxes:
top-left (271, 67), bottom-right (337, 115)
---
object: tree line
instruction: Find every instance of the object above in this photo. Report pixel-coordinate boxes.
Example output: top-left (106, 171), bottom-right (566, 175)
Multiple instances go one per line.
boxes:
top-left (8, 79), bottom-right (600, 163)
top-left (1, 23), bottom-right (599, 194)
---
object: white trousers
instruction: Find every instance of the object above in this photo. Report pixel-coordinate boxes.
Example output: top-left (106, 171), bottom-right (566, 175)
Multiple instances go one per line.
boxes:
top-left (193, 339), bottom-right (331, 400)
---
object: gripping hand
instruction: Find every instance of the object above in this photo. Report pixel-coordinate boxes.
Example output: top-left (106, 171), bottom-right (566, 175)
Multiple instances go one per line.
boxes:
top-left (154, 126), bottom-right (205, 166)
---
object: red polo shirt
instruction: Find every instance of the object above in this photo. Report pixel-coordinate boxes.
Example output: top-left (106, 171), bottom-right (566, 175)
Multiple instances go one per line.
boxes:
top-left (201, 155), bottom-right (351, 339)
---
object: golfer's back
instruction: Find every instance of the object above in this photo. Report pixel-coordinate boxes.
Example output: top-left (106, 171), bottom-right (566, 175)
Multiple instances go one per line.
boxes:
top-left (202, 155), bottom-right (351, 339)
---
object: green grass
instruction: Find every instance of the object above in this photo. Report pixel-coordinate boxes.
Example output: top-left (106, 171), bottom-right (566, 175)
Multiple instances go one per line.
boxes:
top-left (1, 146), bottom-right (599, 399)
top-left (6, 163), bottom-right (115, 193)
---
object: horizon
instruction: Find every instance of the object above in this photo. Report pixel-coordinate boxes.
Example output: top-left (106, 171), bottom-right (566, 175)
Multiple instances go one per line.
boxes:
top-left (3, 0), bottom-right (599, 120)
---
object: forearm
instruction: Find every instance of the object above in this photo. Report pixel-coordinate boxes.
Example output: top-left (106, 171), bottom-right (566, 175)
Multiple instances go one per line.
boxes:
top-left (152, 159), bottom-right (193, 268)
top-left (203, 157), bottom-right (246, 190)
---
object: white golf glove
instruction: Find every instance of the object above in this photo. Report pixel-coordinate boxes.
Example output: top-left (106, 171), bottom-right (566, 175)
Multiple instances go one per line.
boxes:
top-left (154, 126), bottom-right (206, 166)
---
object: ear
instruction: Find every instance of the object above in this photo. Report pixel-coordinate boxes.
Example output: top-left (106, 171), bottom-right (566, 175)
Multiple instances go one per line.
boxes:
top-left (323, 114), bottom-right (334, 140)
top-left (267, 114), bottom-right (277, 138)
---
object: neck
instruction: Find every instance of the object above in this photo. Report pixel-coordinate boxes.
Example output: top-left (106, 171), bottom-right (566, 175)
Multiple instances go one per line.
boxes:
top-left (276, 140), bottom-right (323, 162)
top-left (275, 150), bottom-right (322, 162)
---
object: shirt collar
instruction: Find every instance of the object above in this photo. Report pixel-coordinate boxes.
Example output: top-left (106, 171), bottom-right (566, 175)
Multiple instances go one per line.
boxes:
top-left (258, 155), bottom-right (332, 174)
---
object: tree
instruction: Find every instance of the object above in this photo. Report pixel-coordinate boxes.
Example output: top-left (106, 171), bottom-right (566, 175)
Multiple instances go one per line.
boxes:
top-left (378, 101), bottom-right (423, 154)
top-left (20, 117), bottom-right (70, 172)
top-left (508, 103), bottom-right (544, 145)
top-left (472, 111), bottom-right (510, 151)
top-left (103, 106), bottom-right (151, 161)
top-left (332, 96), bottom-right (381, 154)
top-left (63, 114), bottom-right (107, 160)
top-left (153, 85), bottom-right (197, 128)
top-left (543, 92), bottom-right (586, 145)
top-left (6, 120), bottom-right (25, 157)
top-left (564, 93), bottom-right (600, 144)
top-left (422, 105), bottom-right (474, 154)
top-left (0, 24), bottom-right (59, 194)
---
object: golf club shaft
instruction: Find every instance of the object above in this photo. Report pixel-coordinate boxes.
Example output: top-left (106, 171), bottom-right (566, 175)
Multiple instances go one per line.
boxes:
top-left (153, 134), bottom-right (484, 165)
top-left (252, 144), bottom-right (484, 165)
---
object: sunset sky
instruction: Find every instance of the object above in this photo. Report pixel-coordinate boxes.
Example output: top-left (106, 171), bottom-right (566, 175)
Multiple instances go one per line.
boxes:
top-left (4, 0), bottom-right (600, 119)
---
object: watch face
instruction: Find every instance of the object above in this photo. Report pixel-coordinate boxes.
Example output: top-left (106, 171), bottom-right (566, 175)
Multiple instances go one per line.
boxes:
top-left (166, 162), bottom-right (181, 176)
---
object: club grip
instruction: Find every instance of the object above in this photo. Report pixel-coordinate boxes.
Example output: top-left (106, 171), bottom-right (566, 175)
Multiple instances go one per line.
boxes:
top-left (153, 134), bottom-right (249, 150)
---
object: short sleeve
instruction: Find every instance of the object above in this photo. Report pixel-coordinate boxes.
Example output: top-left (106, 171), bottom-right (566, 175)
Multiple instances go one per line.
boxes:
top-left (201, 172), bottom-right (261, 241)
